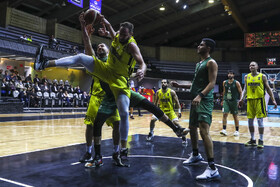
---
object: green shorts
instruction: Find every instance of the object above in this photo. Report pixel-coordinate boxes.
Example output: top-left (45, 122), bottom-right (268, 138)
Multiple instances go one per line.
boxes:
top-left (84, 94), bottom-right (120, 127)
top-left (189, 99), bottom-right (213, 127)
top-left (130, 90), bottom-right (146, 107)
top-left (223, 100), bottom-right (238, 115)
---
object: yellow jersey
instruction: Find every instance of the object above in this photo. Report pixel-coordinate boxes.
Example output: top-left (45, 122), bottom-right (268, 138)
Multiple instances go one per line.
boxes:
top-left (107, 34), bottom-right (137, 77)
top-left (247, 73), bottom-right (265, 99)
top-left (158, 88), bottom-right (174, 112)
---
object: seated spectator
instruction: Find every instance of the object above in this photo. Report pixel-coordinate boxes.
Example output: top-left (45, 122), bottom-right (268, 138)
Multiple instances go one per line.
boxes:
top-left (15, 71), bottom-right (22, 81)
top-left (70, 46), bottom-right (78, 54)
top-left (41, 75), bottom-right (48, 84)
top-left (48, 35), bottom-right (58, 49)
top-left (19, 88), bottom-right (28, 107)
top-left (20, 34), bottom-right (28, 42)
top-left (81, 91), bottom-right (89, 104)
top-left (27, 35), bottom-right (32, 43)
top-left (63, 90), bottom-right (71, 106)
top-left (25, 74), bottom-right (32, 83)
top-left (41, 82), bottom-right (50, 93)
top-left (33, 74), bottom-right (40, 84)
top-left (27, 88), bottom-right (39, 107)
top-left (75, 86), bottom-right (82, 94)
top-left (0, 69), bottom-right (3, 97)
top-left (51, 82), bottom-right (58, 93)
top-left (4, 70), bottom-right (11, 82)
top-left (15, 80), bottom-right (25, 90)
top-left (34, 82), bottom-right (41, 92)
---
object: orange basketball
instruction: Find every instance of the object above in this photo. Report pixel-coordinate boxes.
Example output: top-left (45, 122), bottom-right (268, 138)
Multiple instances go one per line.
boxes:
top-left (84, 9), bottom-right (101, 25)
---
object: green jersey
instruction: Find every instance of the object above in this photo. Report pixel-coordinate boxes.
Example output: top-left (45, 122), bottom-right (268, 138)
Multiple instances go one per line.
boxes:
top-left (223, 80), bottom-right (239, 101)
top-left (190, 57), bottom-right (213, 100)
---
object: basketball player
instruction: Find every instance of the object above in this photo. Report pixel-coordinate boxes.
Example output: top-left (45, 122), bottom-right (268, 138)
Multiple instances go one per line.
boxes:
top-left (171, 38), bottom-right (221, 181)
top-left (34, 12), bottom-right (147, 153)
top-left (79, 43), bottom-right (121, 164)
top-left (220, 70), bottom-right (242, 136)
top-left (238, 61), bottom-right (277, 148)
top-left (146, 79), bottom-right (187, 145)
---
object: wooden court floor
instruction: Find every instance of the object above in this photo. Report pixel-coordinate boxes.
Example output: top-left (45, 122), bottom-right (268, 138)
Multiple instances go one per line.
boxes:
top-left (0, 110), bottom-right (280, 157)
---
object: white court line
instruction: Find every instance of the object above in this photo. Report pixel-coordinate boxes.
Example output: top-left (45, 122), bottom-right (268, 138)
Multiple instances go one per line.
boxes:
top-left (73, 155), bottom-right (253, 187)
top-left (0, 177), bottom-right (33, 187)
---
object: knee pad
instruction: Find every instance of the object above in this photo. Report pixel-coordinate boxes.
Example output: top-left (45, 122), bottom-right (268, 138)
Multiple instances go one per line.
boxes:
top-left (248, 118), bottom-right (254, 127)
top-left (257, 118), bottom-right (264, 128)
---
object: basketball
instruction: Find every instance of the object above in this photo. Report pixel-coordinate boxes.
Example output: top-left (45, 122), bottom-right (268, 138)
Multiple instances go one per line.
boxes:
top-left (84, 9), bottom-right (101, 25)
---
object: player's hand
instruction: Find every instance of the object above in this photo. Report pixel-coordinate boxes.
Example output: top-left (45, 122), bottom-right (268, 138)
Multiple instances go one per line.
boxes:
top-left (136, 69), bottom-right (144, 81)
top-left (99, 15), bottom-right (110, 26)
top-left (192, 95), bottom-right (202, 106)
top-left (170, 81), bottom-right (179, 87)
top-left (79, 12), bottom-right (86, 27)
top-left (221, 101), bottom-right (223, 106)
top-left (178, 113), bottom-right (182, 118)
top-left (238, 100), bottom-right (244, 108)
top-left (273, 100), bottom-right (277, 109)
top-left (86, 24), bottom-right (95, 36)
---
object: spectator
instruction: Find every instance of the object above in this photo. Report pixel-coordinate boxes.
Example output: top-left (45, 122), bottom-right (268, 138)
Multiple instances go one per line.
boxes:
top-left (19, 88), bottom-right (28, 107)
top-left (48, 35), bottom-right (58, 49)
top-left (63, 90), bottom-right (71, 106)
top-left (41, 75), bottom-right (48, 84)
top-left (33, 74), bottom-right (40, 84)
top-left (15, 71), bottom-right (22, 81)
top-left (20, 34), bottom-right (28, 42)
top-left (27, 88), bottom-right (39, 107)
top-left (70, 46), bottom-right (78, 54)
top-left (51, 82), bottom-right (58, 93)
top-left (27, 35), bottom-right (32, 43)
top-left (25, 74), bottom-right (32, 83)
top-left (81, 91), bottom-right (89, 105)
top-left (34, 82), bottom-right (41, 92)
top-left (4, 70), bottom-right (11, 82)
top-left (75, 86), bottom-right (82, 94)
top-left (41, 82), bottom-right (50, 93)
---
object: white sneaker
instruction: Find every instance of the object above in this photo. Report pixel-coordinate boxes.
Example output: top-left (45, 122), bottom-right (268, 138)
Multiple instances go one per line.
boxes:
top-left (220, 129), bottom-right (227, 136)
top-left (233, 131), bottom-right (239, 136)
top-left (183, 153), bottom-right (204, 165)
top-left (196, 166), bottom-right (221, 181)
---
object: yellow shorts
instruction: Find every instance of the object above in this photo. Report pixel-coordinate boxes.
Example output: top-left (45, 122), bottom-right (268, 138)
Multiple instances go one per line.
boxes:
top-left (247, 98), bottom-right (267, 119)
top-left (152, 110), bottom-right (178, 121)
top-left (84, 96), bottom-right (119, 127)
top-left (90, 56), bottom-right (131, 99)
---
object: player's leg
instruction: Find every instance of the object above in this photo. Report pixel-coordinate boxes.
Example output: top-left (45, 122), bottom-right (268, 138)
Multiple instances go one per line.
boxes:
top-left (196, 121), bottom-right (220, 181)
top-left (147, 116), bottom-right (157, 141)
top-left (245, 99), bottom-right (257, 146)
top-left (221, 100), bottom-right (229, 136)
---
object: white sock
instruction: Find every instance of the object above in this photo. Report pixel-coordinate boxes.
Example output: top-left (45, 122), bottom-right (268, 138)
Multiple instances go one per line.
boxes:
top-left (259, 134), bottom-right (264, 141)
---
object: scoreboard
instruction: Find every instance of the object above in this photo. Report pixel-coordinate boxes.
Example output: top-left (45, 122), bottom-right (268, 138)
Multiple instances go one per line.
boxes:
top-left (244, 31), bottom-right (280, 47)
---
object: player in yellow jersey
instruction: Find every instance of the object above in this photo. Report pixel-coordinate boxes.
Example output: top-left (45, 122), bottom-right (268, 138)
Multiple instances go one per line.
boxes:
top-left (34, 13), bottom-right (147, 151)
top-left (146, 79), bottom-right (187, 145)
top-left (239, 61), bottom-right (277, 148)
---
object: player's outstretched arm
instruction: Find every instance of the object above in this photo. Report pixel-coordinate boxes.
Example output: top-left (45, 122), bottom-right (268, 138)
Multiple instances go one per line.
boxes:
top-left (100, 16), bottom-right (116, 39)
top-left (79, 12), bottom-right (95, 56)
top-left (170, 81), bottom-right (191, 89)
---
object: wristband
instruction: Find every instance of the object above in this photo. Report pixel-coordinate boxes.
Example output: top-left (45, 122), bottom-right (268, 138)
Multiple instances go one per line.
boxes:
top-left (199, 92), bottom-right (205, 98)
top-left (178, 108), bottom-right (181, 113)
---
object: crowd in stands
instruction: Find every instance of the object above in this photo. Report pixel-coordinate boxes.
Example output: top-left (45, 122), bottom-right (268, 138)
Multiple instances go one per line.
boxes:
top-left (0, 69), bottom-right (90, 108)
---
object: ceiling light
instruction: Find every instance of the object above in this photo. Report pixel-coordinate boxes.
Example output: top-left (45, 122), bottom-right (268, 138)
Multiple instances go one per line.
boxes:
top-left (224, 5), bottom-right (229, 11)
top-left (228, 10), bottom-right (232, 15)
top-left (159, 4), bottom-right (165, 11)
top-left (209, 0), bottom-right (214, 3)
top-left (176, 0), bottom-right (180, 3)
top-left (183, 4), bottom-right (188, 9)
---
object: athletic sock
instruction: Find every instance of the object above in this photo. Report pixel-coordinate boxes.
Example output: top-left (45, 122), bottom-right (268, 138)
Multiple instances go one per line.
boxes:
top-left (250, 133), bottom-right (255, 140)
top-left (113, 145), bottom-right (120, 153)
top-left (193, 149), bottom-right (199, 156)
top-left (208, 158), bottom-right (216, 170)
top-left (223, 125), bottom-right (226, 130)
top-left (94, 144), bottom-right (101, 156)
top-left (259, 134), bottom-right (263, 141)
top-left (86, 145), bottom-right (92, 154)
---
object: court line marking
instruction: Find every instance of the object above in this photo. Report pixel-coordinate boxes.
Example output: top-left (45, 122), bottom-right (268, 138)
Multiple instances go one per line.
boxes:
top-left (73, 155), bottom-right (253, 187)
top-left (0, 177), bottom-right (33, 187)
